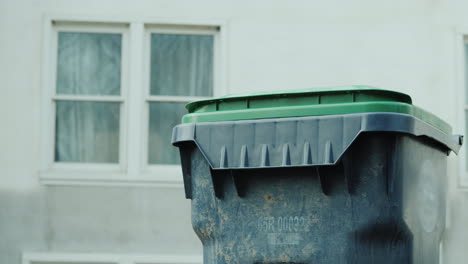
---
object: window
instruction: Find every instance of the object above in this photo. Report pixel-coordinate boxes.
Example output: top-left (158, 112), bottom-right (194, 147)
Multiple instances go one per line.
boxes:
top-left (40, 18), bottom-right (224, 185)
top-left (54, 29), bottom-right (125, 164)
top-left (145, 26), bottom-right (214, 166)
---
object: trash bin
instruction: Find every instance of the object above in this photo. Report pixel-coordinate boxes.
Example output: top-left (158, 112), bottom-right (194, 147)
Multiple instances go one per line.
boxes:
top-left (172, 86), bottom-right (462, 264)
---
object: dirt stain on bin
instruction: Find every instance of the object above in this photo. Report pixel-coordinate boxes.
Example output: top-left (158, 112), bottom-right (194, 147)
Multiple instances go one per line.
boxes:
top-left (264, 194), bottom-right (279, 203)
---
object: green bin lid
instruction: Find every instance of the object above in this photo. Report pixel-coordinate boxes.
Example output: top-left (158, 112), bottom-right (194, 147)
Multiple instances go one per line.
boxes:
top-left (182, 85), bottom-right (451, 134)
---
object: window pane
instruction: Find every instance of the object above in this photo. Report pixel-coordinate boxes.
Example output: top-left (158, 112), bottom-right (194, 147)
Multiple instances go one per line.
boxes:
top-left (150, 34), bottom-right (213, 96)
top-left (55, 101), bottom-right (120, 163)
top-left (148, 102), bottom-right (187, 164)
top-left (57, 32), bottom-right (122, 95)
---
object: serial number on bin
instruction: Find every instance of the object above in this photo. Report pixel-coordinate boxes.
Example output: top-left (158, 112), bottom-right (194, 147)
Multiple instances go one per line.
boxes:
top-left (257, 216), bottom-right (316, 232)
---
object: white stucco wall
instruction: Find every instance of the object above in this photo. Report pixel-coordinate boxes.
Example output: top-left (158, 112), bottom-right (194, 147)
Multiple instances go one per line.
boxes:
top-left (1, 0), bottom-right (468, 263)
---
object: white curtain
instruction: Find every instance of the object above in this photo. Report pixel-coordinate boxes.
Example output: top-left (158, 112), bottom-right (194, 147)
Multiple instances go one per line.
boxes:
top-left (148, 102), bottom-right (187, 164)
top-left (55, 32), bottom-right (122, 163)
top-left (148, 33), bottom-right (214, 164)
top-left (150, 34), bottom-right (213, 96)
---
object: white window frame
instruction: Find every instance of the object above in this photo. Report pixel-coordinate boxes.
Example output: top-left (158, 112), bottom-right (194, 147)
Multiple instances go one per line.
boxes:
top-left (455, 28), bottom-right (468, 189)
top-left (22, 252), bottom-right (202, 264)
top-left (39, 15), bottom-right (227, 187)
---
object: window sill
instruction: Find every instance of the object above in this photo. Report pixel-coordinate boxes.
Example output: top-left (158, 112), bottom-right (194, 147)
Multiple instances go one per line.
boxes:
top-left (23, 251), bottom-right (203, 264)
top-left (39, 168), bottom-right (184, 188)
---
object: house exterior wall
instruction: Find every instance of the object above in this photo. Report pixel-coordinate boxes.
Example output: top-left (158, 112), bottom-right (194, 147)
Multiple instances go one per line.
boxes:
top-left (1, 0), bottom-right (468, 263)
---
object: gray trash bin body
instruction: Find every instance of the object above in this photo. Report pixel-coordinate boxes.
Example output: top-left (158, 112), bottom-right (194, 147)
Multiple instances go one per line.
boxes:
top-left (172, 87), bottom-right (462, 264)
